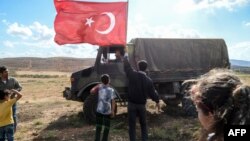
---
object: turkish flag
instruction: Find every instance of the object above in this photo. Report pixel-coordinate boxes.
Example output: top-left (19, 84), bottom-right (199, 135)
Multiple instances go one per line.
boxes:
top-left (54, 0), bottom-right (128, 46)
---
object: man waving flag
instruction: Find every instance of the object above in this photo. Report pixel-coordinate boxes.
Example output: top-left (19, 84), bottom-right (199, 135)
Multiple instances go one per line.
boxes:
top-left (54, 0), bottom-right (128, 46)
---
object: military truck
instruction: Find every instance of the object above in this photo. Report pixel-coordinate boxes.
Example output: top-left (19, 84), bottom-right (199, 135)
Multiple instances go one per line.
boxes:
top-left (63, 38), bottom-right (230, 122)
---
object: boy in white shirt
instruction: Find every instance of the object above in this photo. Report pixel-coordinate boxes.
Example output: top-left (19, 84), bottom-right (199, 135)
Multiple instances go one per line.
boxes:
top-left (90, 74), bottom-right (116, 141)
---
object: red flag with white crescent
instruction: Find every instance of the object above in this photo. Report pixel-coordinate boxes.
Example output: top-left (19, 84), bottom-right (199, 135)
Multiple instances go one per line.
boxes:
top-left (54, 0), bottom-right (128, 46)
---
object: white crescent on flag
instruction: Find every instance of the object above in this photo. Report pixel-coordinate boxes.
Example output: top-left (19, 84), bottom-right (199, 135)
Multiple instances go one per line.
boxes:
top-left (96, 12), bottom-right (116, 34)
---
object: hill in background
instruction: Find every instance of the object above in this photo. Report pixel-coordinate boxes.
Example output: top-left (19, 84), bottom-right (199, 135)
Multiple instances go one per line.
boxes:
top-left (230, 59), bottom-right (250, 74)
top-left (230, 59), bottom-right (250, 67)
top-left (1, 57), bottom-right (250, 73)
top-left (0, 57), bottom-right (95, 72)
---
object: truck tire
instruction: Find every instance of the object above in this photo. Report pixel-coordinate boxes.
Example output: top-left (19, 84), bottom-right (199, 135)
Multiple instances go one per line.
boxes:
top-left (84, 94), bottom-right (98, 123)
top-left (181, 97), bottom-right (197, 117)
top-left (180, 79), bottom-right (197, 117)
top-left (162, 93), bottom-right (183, 107)
top-left (163, 99), bottom-right (180, 107)
top-left (83, 94), bottom-right (118, 123)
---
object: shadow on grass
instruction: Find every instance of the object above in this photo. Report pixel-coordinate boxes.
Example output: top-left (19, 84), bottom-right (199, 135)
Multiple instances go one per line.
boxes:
top-left (163, 105), bottom-right (187, 117)
top-left (32, 112), bottom-right (129, 141)
top-left (32, 106), bottom-right (198, 141)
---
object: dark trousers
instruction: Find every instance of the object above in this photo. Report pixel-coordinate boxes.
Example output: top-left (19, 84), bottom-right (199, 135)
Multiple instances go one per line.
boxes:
top-left (128, 102), bottom-right (148, 141)
top-left (95, 112), bottom-right (111, 141)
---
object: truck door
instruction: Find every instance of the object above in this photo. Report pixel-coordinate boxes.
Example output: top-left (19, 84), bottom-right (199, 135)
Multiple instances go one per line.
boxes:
top-left (96, 47), bottom-right (127, 88)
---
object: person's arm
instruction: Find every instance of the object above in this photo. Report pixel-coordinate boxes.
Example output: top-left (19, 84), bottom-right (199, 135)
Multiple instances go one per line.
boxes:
top-left (111, 99), bottom-right (115, 117)
top-left (123, 57), bottom-right (133, 77)
top-left (147, 78), bottom-right (160, 112)
top-left (111, 89), bottom-right (116, 117)
top-left (147, 80), bottom-right (159, 103)
top-left (90, 84), bottom-right (99, 94)
top-left (10, 89), bottom-right (22, 101)
top-left (13, 78), bottom-right (22, 91)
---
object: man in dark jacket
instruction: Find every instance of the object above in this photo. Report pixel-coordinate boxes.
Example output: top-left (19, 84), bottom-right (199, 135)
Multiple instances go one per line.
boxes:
top-left (124, 58), bottom-right (160, 141)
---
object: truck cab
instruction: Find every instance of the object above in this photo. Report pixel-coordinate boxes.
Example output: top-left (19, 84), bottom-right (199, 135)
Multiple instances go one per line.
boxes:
top-left (63, 45), bottom-right (127, 122)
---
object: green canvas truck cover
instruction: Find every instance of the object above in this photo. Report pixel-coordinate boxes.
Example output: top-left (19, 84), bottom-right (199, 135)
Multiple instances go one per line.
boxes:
top-left (128, 38), bottom-right (230, 82)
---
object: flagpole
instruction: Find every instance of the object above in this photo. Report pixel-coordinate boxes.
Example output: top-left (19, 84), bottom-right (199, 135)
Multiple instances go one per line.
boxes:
top-left (125, 0), bottom-right (129, 47)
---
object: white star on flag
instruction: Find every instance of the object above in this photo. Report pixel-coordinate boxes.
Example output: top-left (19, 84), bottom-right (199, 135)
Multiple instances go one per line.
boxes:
top-left (85, 17), bottom-right (94, 27)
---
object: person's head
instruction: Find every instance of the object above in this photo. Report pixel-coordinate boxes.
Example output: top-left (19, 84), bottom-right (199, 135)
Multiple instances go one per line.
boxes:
top-left (101, 74), bottom-right (110, 85)
top-left (190, 69), bottom-right (250, 139)
top-left (115, 49), bottom-right (125, 60)
top-left (137, 60), bottom-right (147, 71)
top-left (0, 66), bottom-right (8, 79)
top-left (0, 90), bottom-right (10, 100)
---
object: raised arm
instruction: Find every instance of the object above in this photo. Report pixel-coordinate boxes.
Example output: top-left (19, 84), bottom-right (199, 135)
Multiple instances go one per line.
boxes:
top-left (10, 89), bottom-right (22, 101)
top-left (123, 57), bottom-right (133, 77)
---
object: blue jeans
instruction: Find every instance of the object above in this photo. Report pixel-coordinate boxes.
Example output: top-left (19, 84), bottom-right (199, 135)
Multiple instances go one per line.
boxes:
top-left (128, 102), bottom-right (148, 141)
top-left (12, 103), bottom-right (17, 132)
top-left (0, 124), bottom-right (14, 141)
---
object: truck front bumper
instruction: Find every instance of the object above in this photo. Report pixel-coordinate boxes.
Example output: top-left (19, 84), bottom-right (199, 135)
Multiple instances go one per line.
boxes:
top-left (63, 87), bottom-right (71, 100)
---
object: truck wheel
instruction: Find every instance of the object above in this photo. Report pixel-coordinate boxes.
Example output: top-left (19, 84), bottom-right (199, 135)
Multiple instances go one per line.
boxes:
top-left (83, 94), bottom-right (118, 123)
top-left (180, 79), bottom-right (197, 117)
top-left (163, 99), bottom-right (181, 107)
top-left (181, 97), bottom-right (197, 117)
top-left (84, 94), bottom-right (98, 123)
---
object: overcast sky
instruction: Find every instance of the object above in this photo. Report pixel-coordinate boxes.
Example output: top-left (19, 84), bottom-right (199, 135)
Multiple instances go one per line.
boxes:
top-left (0, 0), bottom-right (250, 60)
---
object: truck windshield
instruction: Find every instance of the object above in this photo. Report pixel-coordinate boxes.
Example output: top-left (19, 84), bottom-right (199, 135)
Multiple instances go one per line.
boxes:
top-left (100, 48), bottom-right (123, 63)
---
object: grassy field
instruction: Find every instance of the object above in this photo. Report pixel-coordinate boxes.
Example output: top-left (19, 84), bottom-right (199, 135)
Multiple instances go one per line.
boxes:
top-left (13, 71), bottom-right (250, 141)
top-left (237, 74), bottom-right (250, 84)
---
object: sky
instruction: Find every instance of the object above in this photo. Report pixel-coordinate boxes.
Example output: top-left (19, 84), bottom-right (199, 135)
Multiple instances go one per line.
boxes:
top-left (0, 0), bottom-right (250, 61)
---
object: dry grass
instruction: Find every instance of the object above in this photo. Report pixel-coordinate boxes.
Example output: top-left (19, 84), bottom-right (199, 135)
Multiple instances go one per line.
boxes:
top-left (238, 74), bottom-right (250, 85)
top-left (15, 71), bottom-right (83, 141)
top-left (13, 71), bottom-right (250, 141)
top-left (16, 70), bottom-right (71, 77)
